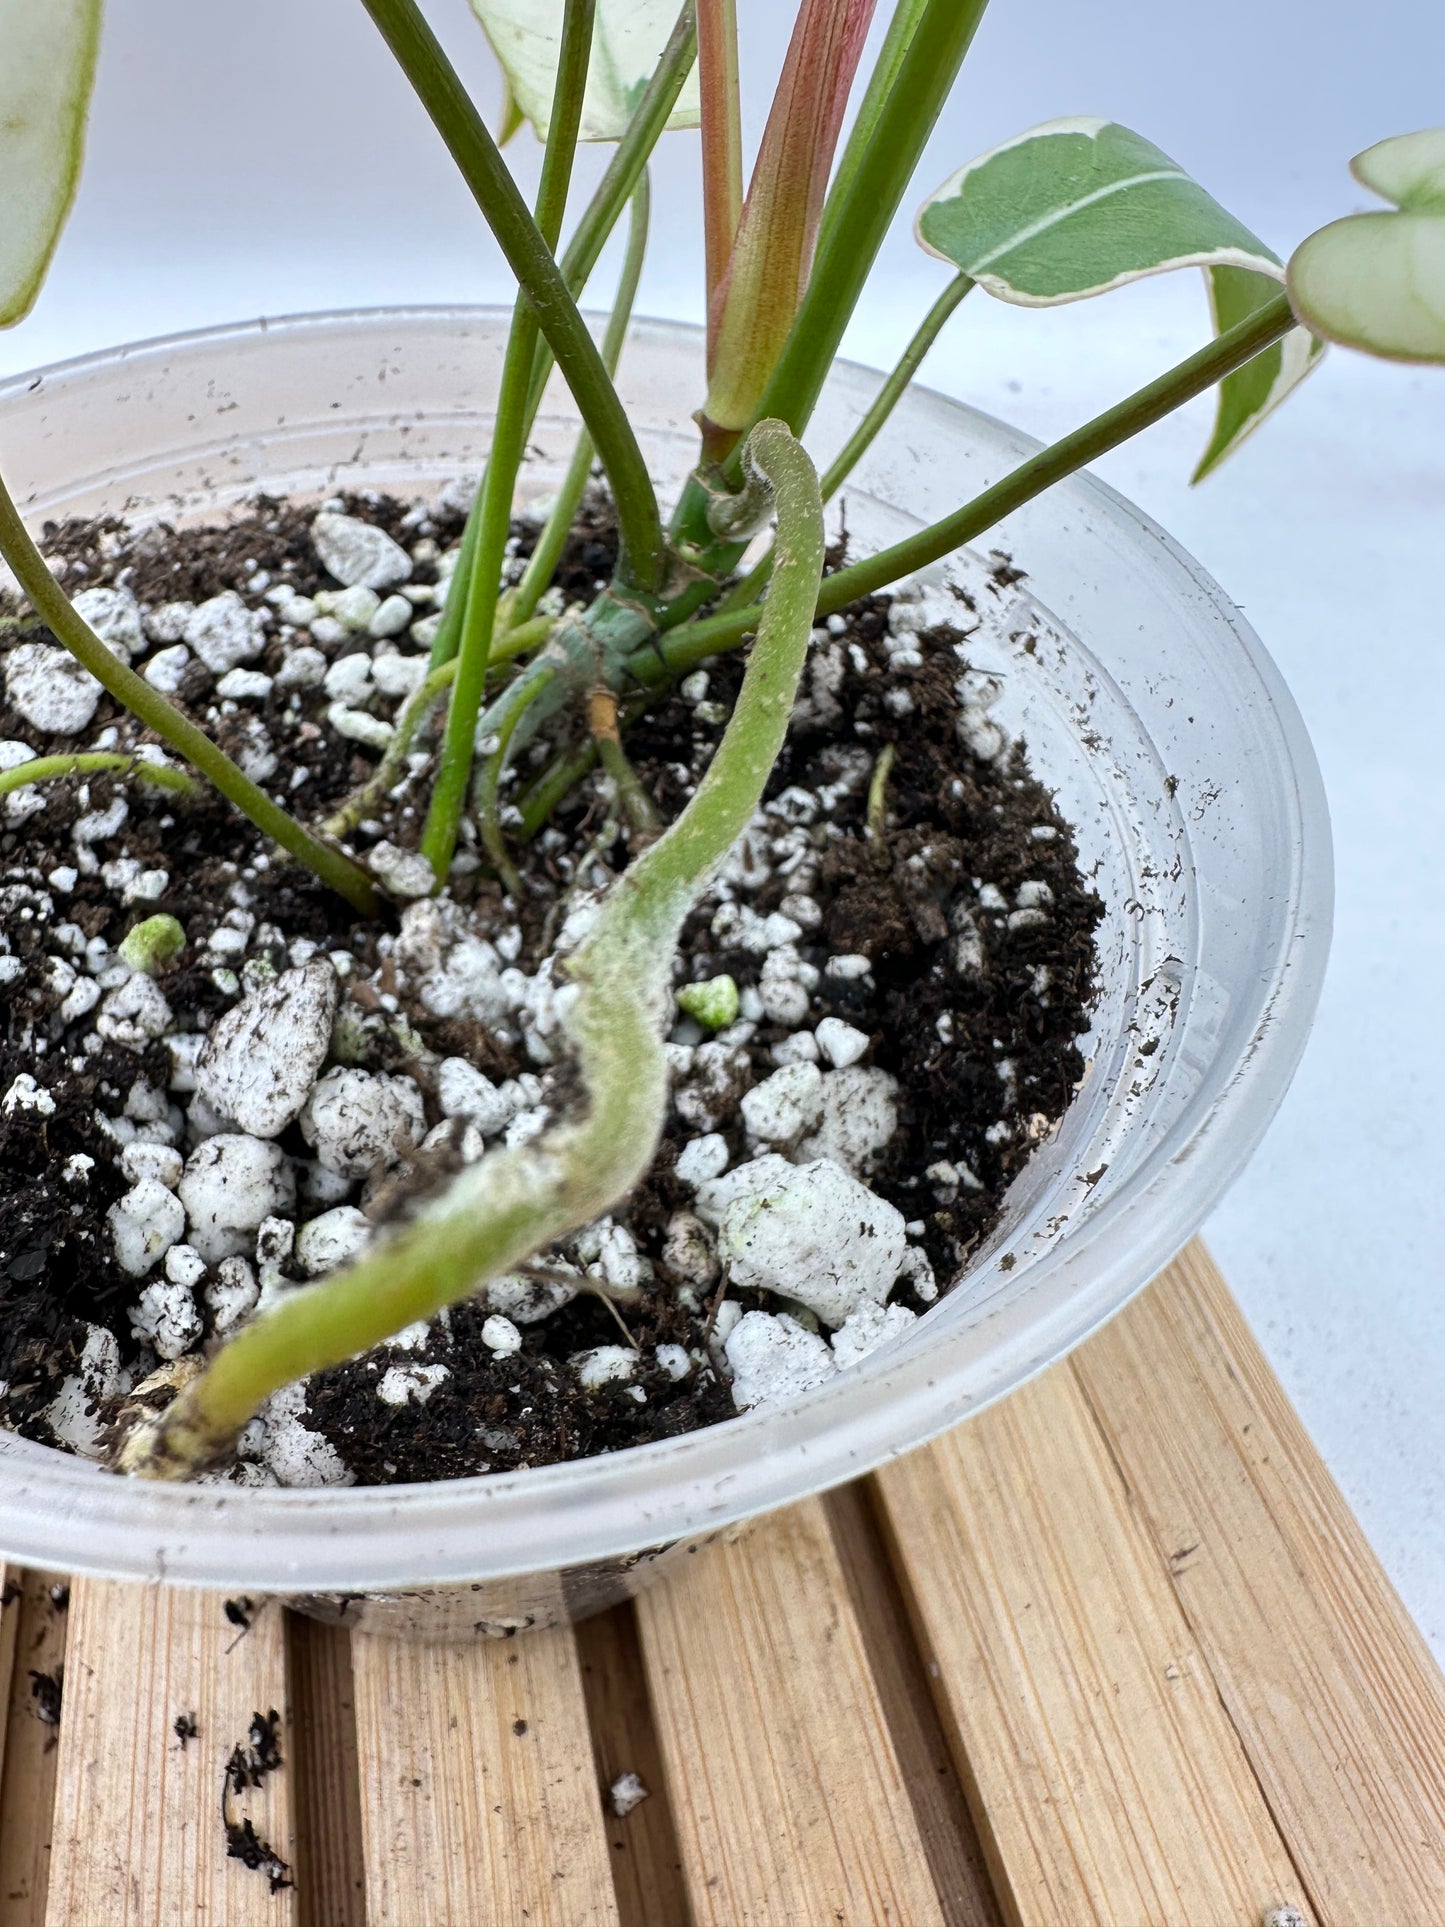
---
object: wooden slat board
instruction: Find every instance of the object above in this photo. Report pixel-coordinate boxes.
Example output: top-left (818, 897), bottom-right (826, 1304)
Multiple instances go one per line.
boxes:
top-left (44, 1584), bottom-right (293, 1927)
top-left (0, 1570), bottom-right (68, 1926)
top-left (1073, 1242), bottom-right (1445, 1925)
top-left (637, 1497), bottom-right (947, 1927)
top-left (876, 1359), bottom-right (1303, 1925)
top-left (0, 1241), bottom-right (1440, 1927)
top-left (350, 1621), bottom-right (616, 1927)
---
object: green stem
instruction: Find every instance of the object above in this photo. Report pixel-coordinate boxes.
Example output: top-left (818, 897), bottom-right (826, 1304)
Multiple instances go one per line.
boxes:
top-left (590, 688), bottom-right (659, 842)
top-left (0, 752), bottom-right (200, 801)
top-left (517, 737), bottom-right (600, 839)
top-left (641, 291), bottom-right (1300, 680)
top-left (715, 270), bottom-right (974, 615)
top-left (420, 0), bottom-right (597, 883)
top-left (360, 0), bottom-right (666, 593)
top-left (510, 173), bottom-right (652, 633)
top-left (0, 474), bottom-right (380, 918)
top-left (473, 668), bottom-right (555, 897)
top-left (121, 419), bottom-right (824, 1482)
top-left (819, 273), bottom-right (975, 498)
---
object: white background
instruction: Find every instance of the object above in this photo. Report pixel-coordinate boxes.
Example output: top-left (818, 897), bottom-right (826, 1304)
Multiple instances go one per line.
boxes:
top-left (3, 1), bottom-right (1443, 1647)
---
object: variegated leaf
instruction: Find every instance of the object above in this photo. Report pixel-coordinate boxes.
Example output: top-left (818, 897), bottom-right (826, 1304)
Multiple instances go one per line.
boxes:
top-left (1288, 128), bottom-right (1445, 364)
top-left (915, 117), bottom-right (1324, 476)
top-left (0, 0), bottom-right (103, 327)
top-left (469, 0), bottom-right (698, 141)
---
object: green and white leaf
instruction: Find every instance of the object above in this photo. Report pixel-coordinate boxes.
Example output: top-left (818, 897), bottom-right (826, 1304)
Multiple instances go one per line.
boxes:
top-left (1288, 128), bottom-right (1445, 365)
top-left (915, 117), bottom-right (1324, 476)
top-left (469, 0), bottom-right (698, 141)
top-left (0, 0), bottom-right (103, 328)
top-left (1193, 264), bottom-right (1325, 480)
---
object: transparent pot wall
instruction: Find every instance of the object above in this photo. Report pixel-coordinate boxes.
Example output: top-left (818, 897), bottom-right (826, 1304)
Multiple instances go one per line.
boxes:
top-left (0, 311), bottom-right (1331, 1594)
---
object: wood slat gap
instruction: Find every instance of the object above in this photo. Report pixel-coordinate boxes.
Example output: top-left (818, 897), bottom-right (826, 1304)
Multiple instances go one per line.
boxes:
top-left (575, 1600), bottom-right (694, 1927)
top-left (825, 1484), bottom-right (1005, 1927)
top-left (284, 1615), bottom-right (366, 1927)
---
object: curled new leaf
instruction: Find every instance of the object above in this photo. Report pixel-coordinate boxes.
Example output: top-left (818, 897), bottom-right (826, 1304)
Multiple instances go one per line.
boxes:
top-left (469, 0), bottom-right (698, 140)
top-left (0, 0), bottom-right (103, 328)
top-left (914, 117), bottom-right (1325, 477)
top-left (1288, 129), bottom-right (1445, 365)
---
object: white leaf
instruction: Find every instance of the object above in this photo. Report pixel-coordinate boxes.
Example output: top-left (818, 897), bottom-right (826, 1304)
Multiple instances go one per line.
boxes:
top-left (469, 0), bottom-right (699, 142)
top-left (0, 0), bottom-right (103, 328)
top-left (1288, 128), bottom-right (1445, 365)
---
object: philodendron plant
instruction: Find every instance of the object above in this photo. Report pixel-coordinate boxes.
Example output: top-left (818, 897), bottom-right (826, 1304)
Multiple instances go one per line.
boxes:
top-left (1, 0), bottom-right (1441, 1480)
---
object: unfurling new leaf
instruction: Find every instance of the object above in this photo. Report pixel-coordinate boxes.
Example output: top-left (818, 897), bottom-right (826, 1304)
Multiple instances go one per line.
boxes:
top-left (914, 117), bottom-right (1325, 477)
top-left (468, 0), bottom-right (699, 140)
top-left (0, 0), bottom-right (103, 328)
top-left (1288, 128), bottom-right (1445, 365)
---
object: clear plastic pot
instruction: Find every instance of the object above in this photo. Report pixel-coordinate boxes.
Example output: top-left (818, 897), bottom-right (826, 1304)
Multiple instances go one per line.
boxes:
top-left (0, 310), bottom-right (1331, 1633)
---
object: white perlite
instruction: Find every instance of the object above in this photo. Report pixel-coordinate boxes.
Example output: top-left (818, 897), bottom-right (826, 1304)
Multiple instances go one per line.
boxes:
top-left (196, 960), bottom-right (338, 1137)
top-left (295, 1205), bottom-right (372, 1277)
top-left (830, 1299), bottom-right (918, 1369)
top-left (797, 1065), bottom-right (899, 1175)
top-left (716, 1156), bottom-right (907, 1326)
top-left (215, 667), bottom-right (273, 701)
top-left (208, 1256), bottom-right (261, 1336)
top-left (275, 644), bottom-right (327, 689)
top-left (312, 511), bottom-right (413, 591)
top-left (573, 1345), bottom-right (636, 1388)
top-left (368, 841), bottom-right (436, 899)
top-left (143, 645), bottom-right (191, 693)
top-left (178, 1133), bottom-right (295, 1263)
top-left (2, 1074), bottom-right (55, 1118)
top-left (95, 974), bottom-right (173, 1050)
top-left (119, 1141), bottom-right (184, 1189)
top-left (436, 1057), bottom-right (512, 1136)
top-left (46, 1326), bottom-right (124, 1460)
top-left (377, 1363), bottom-right (449, 1406)
top-left (674, 1133), bottom-right (729, 1186)
top-left (814, 1016), bottom-right (869, 1069)
top-left (692, 1152), bottom-right (795, 1226)
top-left (130, 1274), bottom-right (203, 1361)
top-left (486, 1271), bottom-right (579, 1325)
top-left (739, 1060), bottom-right (823, 1146)
top-left (301, 1067), bottom-right (426, 1177)
top-left (258, 1381), bottom-right (352, 1487)
top-left (3, 643), bottom-right (101, 734)
top-left (72, 586), bottom-right (145, 660)
top-left (184, 592), bottom-right (266, 673)
top-left (108, 1178), bottom-right (186, 1277)
top-left (481, 1314), bottom-right (522, 1356)
top-left (610, 1773), bottom-right (649, 1818)
top-left (725, 1310), bottom-right (837, 1410)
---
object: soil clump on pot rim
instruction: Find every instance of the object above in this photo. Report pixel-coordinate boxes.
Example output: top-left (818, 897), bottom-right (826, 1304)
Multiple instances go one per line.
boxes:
top-left (0, 486), bottom-right (1100, 1487)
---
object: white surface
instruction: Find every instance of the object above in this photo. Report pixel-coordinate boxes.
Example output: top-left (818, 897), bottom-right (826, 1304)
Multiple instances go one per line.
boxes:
top-left (1, 0), bottom-right (1441, 1647)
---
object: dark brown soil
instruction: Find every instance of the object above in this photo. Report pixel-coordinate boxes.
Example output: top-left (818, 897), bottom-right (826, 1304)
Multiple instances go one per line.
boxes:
top-left (0, 492), bottom-right (1101, 1486)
